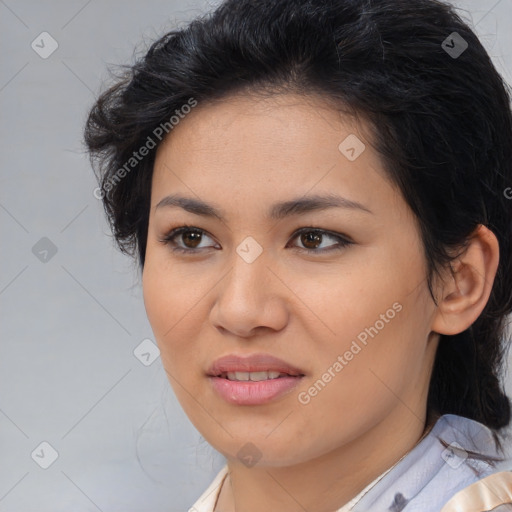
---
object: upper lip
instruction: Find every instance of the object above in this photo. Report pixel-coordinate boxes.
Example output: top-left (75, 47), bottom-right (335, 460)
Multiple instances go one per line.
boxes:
top-left (207, 353), bottom-right (305, 377)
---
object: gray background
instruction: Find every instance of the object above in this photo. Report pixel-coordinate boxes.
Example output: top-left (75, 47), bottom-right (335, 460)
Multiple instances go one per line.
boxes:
top-left (1, 1), bottom-right (511, 511)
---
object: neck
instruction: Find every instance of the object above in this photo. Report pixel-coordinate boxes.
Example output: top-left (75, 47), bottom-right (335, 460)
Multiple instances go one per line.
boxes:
top-left (215, 409), bottom-right (436, 512)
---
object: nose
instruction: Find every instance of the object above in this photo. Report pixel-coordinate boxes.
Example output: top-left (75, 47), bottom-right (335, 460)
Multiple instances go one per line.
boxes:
top-left (209, 247), bottom-right (289, 338)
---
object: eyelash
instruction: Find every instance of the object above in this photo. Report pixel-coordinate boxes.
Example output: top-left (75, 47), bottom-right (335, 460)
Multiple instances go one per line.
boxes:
top-left (158, 225), bottom-right (353, 255)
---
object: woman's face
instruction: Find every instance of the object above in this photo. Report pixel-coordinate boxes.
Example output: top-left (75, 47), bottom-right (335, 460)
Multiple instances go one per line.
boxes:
top-left (142, 92), bottom-right (440, 467)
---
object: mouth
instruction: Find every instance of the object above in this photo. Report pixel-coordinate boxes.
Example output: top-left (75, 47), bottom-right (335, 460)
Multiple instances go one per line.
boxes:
top-left (206, 353), bottom-right (306, 405)
top-left (207, 353), bottom-right (306, 379)
top-left (214, 370), bottom-right (305, 381)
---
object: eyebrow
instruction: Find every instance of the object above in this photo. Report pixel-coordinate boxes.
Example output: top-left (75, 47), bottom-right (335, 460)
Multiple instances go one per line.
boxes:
top-left (155, 193), bottom-right (373, 221)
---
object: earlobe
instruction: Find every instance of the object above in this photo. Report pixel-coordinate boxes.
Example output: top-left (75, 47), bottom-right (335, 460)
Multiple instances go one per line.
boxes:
top-left (431, 225), bottom-right (499, 336)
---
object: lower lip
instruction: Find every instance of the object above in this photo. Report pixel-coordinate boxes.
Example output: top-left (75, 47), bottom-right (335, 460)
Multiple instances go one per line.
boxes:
top-left (208, 375), bottom-right (304, 405)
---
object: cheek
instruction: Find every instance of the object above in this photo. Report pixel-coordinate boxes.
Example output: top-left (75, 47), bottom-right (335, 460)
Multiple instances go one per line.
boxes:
top-left (142, 263), bottom-right (209, 416)
top-left (142, 262), bottom-right (172, 339)
top-left (292, 299), bottom-right (426, 454)
top-left (142, 259), bottom-right (189, 355)
top-left (296, 259), bottom-right (403, 346)
top-left (142, 244), bottom-right (197, 332)
top-left (299, 257), bottom-right (428, 404)
top-left (142, 257), bottom-right (213, 374)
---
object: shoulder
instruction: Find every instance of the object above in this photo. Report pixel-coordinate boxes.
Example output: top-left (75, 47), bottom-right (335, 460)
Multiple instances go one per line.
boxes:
top-left (440, 471), bottom-right (512, 512)
top-left (351, 414), bottom-right (511, 512)
top-left (189, 465), bottom-right (229, 512)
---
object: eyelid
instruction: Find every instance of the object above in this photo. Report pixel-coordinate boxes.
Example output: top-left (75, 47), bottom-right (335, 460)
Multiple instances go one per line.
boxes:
top-left (287, 227), bottom-right (354, 250)
top-left (158, 225), bottom-right (353, 254)
top-left (158, 225), bottom-right (219, 252)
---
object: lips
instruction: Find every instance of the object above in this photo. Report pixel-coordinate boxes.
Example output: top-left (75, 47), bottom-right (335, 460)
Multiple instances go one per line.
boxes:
top-left (207, 353), bottom-right (305, 377)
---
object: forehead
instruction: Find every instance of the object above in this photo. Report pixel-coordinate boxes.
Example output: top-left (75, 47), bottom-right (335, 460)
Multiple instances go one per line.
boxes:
top-left (155, 92), bottom-right (363, 160)
top-left (150, 92), bottom-right (402, 220)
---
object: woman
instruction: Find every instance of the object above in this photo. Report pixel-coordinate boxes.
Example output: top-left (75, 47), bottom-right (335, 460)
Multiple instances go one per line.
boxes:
top-left (83, 0), bottom-right (512, 510)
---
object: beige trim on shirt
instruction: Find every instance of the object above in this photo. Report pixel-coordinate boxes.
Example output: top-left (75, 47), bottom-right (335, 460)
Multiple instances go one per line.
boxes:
top-left (440, 471), bottom-right (512, 512)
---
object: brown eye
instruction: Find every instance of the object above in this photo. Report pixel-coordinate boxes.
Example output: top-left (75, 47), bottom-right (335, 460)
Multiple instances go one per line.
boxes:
top-left (300, 231), bottom-right (323, 250)
top-left (289, 228), bottom-right (352, 253)
top-left (181, 229), bottom-right (203, 248)
top-left (160, 226), bottom-right (218, 253)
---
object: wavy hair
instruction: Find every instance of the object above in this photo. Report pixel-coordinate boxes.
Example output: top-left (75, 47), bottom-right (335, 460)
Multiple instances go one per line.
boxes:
top-left (83, 0), bottom-right (512, 446)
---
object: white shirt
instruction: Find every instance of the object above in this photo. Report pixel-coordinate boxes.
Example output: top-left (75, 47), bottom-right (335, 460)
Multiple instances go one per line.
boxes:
top-left (188, 414), bottom-right (512, 512)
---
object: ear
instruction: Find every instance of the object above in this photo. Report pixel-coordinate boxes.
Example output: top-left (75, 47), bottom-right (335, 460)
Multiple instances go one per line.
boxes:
top-left (431, 224), bottom-right (500, 336)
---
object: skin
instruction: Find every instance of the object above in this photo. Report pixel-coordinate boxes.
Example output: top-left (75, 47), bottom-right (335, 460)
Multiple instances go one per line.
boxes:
top-left (142, 92), bottom-right (499, 512)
